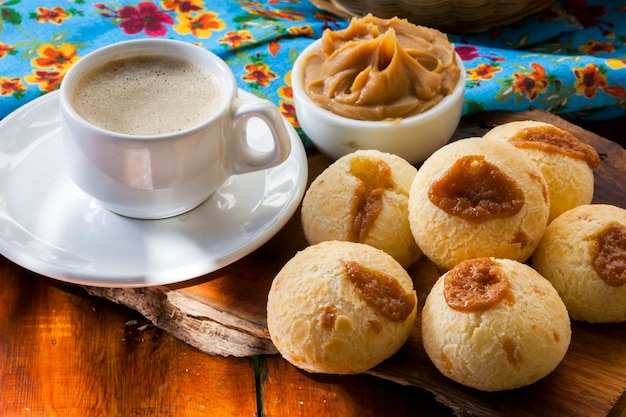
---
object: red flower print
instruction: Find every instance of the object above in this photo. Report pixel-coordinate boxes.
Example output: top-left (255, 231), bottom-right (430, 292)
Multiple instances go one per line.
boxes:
top-left (280, 100), bottom-right (298, 128)
top-left (118, 2), bottom-right (174, 36)
top-left (218, 30), bottom-right (254, 49)
top-left (0, 77), bottom-right (27, 97)
top-left (564, 0), bottom-right (614, 36)
top-left (564, 0), bottom-right (606, 28)
top-left (573, 63), bottom-right (608, 98)
top-left (161, 0), bottom-right (204, 14)
top-left (467, 63), bottom-right (502, 82)
top-left (511, 63), bottom-right (549, 101)
top-left (0, 42), bottom-right (16, 58)
top-left (242, 62), bottom-right (278, 88)
top-left (455, 46), bottom-right (504, 63)
top-left (24, 69), bottom-right (64, 92)
top-left (456, 45), bottom-right (480, 61)
top-left (34, 6), bottom-right (72, 24)
top-left (580, 40), bottom-right (615, 55)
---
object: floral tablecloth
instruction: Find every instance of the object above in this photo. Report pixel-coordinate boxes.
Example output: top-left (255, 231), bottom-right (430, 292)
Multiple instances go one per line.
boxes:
top-left (1, 0), bottom-right (625, 143)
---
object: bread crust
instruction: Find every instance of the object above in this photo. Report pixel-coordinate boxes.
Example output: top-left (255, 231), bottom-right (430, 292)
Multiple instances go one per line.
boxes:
top-left (301, 149), bottom-right (421, 268)
top-left (533, 204), bottom-right (626, 323)
top-left (483, 120), bottom-right (596, 222)
top-left (408, 137), bottom-right (550, 271)
top-left (422, 257), bottom-right (571, 391)
top-left (267, 240), bottom-right (418, 374)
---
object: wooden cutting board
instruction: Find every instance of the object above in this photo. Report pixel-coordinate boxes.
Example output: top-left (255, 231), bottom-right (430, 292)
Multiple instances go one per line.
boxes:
top-left (85, 109), bottom-right (626, 416)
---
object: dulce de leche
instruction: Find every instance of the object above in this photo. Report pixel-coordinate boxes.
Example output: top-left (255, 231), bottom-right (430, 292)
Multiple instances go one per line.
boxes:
top-left (303, 14), bottom-right (461, 121)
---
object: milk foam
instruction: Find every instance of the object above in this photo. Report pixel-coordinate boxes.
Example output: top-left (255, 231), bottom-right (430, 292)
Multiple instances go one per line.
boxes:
top-left (72, 56), bottom-right (226, 136)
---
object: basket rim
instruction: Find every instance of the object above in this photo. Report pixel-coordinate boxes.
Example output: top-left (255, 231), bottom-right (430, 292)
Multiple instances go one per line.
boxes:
top-left (310, 0), bottom-right (556, 33)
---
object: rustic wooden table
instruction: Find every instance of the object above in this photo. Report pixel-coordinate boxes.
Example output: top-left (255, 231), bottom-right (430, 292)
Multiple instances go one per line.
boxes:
top-left (1, 114), bottom-right (624, 416)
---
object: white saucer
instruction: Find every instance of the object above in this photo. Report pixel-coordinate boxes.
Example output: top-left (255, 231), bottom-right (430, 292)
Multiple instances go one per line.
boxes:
top-left (0, 90), bottom-right (308, 287)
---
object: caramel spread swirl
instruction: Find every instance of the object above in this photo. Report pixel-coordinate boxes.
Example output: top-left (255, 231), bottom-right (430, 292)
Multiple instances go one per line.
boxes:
top-left (428, 155), bottom-right (525, 221)
top-left (591, 223), bottom-right (626, 287)
top-left (444, 258), bottom-right (512, 312)
top-left (509, 125), bottom-right (600, 169)
top-left (304, 14), bottom-right (460, 121)
top-left (348, 156), bottom-right (394, 242)
top-left (345, 261), bottom-right (415, 322)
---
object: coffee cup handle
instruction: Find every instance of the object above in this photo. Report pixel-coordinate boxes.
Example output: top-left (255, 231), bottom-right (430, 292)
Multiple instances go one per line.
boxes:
top-left (228, 97), bottom-right (292, 175)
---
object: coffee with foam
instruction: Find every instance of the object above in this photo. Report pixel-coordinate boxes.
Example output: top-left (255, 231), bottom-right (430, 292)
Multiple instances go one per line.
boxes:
top-left (60, 38), bottom-right (291, 219)
top-left (72, 55), bottom-right (225, 136)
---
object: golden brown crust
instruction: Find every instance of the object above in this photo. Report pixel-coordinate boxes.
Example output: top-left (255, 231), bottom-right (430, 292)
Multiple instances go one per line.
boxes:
top-left (422, 257), bottom-right (571, 391)
top-left (408, 137), bottom-right (550, 270)
top-left (483, 120), bottom-right (597, 222)
top-left (267, 241), bottom-right (418, 374)
top-left (301, 149), bottom-right (421, 268)
top-left (533, 204), bottom-right (626, 323)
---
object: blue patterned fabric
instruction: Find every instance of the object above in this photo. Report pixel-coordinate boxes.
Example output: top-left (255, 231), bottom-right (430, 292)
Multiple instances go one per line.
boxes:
top-left (0, 0), bottom-right (624, 134)
top-left (450, 0), bottom-right (626, 120)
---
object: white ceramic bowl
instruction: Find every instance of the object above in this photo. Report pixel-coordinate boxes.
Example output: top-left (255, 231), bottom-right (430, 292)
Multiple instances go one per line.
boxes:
top-left (292, 39), bottom-right (466, 164)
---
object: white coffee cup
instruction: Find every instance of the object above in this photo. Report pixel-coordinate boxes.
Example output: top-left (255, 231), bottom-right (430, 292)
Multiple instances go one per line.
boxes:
top-left (60, 39), bottom-right (291, 219)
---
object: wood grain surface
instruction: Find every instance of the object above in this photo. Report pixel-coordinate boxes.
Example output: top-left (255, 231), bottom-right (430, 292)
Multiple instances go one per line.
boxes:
top-left (0, 266), bottom-right (456, 416)
top-left (69, 109), bottom-right (626, 416)
top-left (0, 266), bottom-right (258, 416)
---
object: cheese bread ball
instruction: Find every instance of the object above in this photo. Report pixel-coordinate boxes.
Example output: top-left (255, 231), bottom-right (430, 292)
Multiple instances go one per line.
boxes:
top-left (301, 149), bottom-right (421, 268)
top-left (422, 257), bottom-right (571, 392)
top-left (408, 137), bottom-right (550, 271)
top-left (533, 204), bottom-right (626, 323)
top-left (483, 120), bottom-right (599, 222)
top-left (267, 240), bottom-right (418, 374)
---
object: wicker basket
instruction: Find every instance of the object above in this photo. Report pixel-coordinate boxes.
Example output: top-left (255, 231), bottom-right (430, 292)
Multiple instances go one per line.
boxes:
top-left (311, 0), bottom-right (554, 33)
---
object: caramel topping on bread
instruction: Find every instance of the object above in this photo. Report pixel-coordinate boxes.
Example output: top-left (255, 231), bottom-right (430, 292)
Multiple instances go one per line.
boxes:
top-left (428, 155), bottom-right (525, 221)
top-left (508, 125), bottom-right (600, 169)
top-left (533, 204), bottom-right (626, 323)
top-left (483, 120), bottom-right (596, 222)
top-left (349, 155), bottom-right (394, 242)
top-left (345, 261), bottom-right (416, 321)
top-left (301, 150), bottom-right (421, 269)
top-left (321, 305), bottom-right (337, 330)
top-left (267, 241), bottom-right (417, 374)
top-left (444, 258), bottom-right (512, 312)
top-left (591, 223), bottom-right (626, 287)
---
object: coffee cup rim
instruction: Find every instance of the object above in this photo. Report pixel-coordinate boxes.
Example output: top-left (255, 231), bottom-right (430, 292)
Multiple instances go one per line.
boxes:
top-left (60, 38), bottom-right (236, 140)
